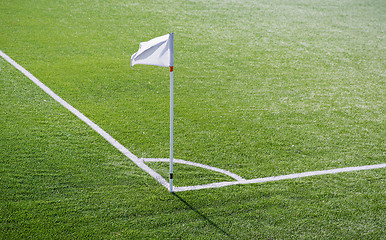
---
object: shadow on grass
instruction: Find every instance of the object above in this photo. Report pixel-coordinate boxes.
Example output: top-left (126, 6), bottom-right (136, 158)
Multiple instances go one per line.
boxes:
top-left (172, 193), bottom-right (236, 240)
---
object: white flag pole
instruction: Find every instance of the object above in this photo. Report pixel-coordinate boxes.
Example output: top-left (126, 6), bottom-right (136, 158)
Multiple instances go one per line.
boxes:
top-left (169, 33), bottom-right (174, 192)
top-left (130, 33), bottom-right (175, 192)
top-left (169, 67), bottom-right (174, 192)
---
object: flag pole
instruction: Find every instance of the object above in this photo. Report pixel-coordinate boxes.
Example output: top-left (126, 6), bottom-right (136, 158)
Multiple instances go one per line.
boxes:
top-left (130, 32), bottom-right (174, 192)
top-left (169, 33), bottom-right (174, 193)
top-left (169, 66), bottom-right (174, 192)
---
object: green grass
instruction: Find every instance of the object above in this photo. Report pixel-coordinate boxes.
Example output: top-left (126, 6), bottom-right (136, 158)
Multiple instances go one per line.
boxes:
top-left (1, 0), bottom-right (385, 238)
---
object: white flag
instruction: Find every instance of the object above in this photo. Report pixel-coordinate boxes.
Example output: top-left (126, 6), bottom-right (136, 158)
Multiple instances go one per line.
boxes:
top-left (131, 33), bottom-right (173, 68)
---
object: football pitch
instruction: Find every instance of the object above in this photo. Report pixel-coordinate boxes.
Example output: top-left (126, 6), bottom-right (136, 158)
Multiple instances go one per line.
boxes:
top-left (1, 0), bottom-right (385, 239)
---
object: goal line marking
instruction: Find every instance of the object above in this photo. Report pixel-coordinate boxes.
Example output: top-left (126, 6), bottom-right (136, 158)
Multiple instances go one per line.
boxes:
top-left (2, 50), bottom-right (384, 192)
top-left (172, 163), bottom-right (386, 192)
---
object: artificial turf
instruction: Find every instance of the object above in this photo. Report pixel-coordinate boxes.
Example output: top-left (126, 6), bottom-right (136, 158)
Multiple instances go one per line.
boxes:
top-left (1, 0), bottom-right (385, 238)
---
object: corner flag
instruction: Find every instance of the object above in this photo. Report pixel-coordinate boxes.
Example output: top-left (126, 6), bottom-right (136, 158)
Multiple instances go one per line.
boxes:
top-left (131, 33), bottom-right (173, 68)
top-left (131, 33), bottom-right (175, 192)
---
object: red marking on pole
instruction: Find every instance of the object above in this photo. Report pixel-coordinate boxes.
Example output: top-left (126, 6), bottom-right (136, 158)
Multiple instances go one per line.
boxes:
top-left (170, 66), bottom-right (173, 72)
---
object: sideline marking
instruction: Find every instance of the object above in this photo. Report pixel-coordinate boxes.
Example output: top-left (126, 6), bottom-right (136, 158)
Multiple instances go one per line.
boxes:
top-left (2, 50), bottom-right (385, 192)
top-left (0, 50), bottom-right (170, 189)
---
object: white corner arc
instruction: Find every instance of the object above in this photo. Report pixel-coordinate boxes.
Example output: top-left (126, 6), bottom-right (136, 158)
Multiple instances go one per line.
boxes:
top-left (142, 158), bottom-right (246, 181)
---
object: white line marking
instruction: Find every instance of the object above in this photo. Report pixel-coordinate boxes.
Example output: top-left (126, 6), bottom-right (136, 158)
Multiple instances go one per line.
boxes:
top-left (2, 50), bottom-right (385, 193)
top-left (172, 163), bottom-right (386, 192)
top-left (142, 158), bottom-right (246, 181)
top-left (0, 50), bottom-right (170, 189)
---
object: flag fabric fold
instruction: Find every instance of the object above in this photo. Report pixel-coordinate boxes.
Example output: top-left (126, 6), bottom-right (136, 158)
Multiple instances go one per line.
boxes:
top-left (131, 33), bottom-right (173, 67)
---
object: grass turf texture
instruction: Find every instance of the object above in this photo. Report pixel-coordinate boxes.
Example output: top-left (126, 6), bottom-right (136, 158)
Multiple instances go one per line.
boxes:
top-left (1, 0), bottom-right (385, 239)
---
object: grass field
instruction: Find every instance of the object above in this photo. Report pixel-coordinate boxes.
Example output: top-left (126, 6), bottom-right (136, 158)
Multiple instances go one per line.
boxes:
top-left (1, 0), bottom-right (385, 239)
